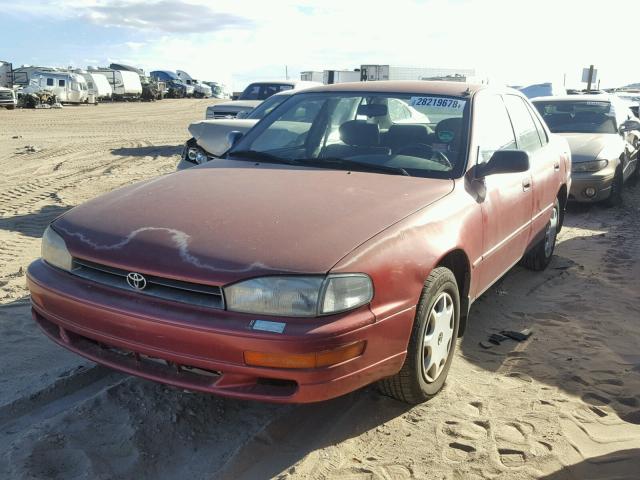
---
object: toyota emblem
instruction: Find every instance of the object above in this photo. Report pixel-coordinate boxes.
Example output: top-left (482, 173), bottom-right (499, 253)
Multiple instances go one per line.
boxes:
top-left (126, 272), bottom-right (147, 291)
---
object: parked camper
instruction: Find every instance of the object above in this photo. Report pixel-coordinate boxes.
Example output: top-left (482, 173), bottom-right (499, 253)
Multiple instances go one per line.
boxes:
top-left (0, 60), bottom-right (14, 88)
top-left (77, 71), bottom-right (112, 101)
top-left (177, 70), bottom-right (212, 98)
top-left (21, 71), bottom-right (89, 104)
top-left (90, 68), bottom-right (143, 100)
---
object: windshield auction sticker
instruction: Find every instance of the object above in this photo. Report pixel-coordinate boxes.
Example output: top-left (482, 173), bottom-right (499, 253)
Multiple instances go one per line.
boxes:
top-left (410, 96), bottom-right (466, 113)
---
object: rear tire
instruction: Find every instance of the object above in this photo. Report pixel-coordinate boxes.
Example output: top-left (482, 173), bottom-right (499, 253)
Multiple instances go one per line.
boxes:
top-left (378, 267), bottom-right (460, 404)
top-left (521, 197), bottom-right (559, 271)
top-left (605, 167), bottom-right (623, 207)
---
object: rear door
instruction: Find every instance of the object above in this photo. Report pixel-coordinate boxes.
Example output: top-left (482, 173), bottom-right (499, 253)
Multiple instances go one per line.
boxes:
top-left (474, 93), bottom-right (533, 293)
top-left (503, 94), bottom-right (560, 244)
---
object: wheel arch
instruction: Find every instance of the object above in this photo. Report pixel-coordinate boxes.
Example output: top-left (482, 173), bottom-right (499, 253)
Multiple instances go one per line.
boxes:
top-left (435, 248), bottom-right (471, 337)
top-left (557, 183), bottom-right (568, 231)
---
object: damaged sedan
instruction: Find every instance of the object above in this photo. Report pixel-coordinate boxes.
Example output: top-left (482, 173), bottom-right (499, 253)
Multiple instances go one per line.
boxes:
top-left (179, 90), bottom-right (294, 170)
top-left (28, 81), bottom-right (570, 404)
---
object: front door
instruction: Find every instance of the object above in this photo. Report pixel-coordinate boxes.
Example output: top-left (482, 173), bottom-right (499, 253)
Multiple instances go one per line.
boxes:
top-left (472, 93), bottom-right (533, 296)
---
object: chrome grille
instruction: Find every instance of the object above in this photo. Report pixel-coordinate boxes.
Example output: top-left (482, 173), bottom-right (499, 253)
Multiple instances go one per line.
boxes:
top-left (0, 91), bottom-right (13, 99)
top-left (212, 111), bottom-right (239, 119)
top-left (71, 258), bottom-right (225, 309)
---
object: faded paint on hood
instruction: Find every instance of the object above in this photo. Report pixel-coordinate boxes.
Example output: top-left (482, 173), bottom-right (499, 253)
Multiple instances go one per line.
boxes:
top-left (54, 160), bottom-right (454, 285)
top-left (210, 100), bottom-right (261, 112)
top-left (189, 119), bottom-right (257, 156)
top-left (559, 133), bottom-right (624, 162)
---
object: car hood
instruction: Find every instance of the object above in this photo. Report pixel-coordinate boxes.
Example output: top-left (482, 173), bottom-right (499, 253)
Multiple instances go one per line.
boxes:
top-left (188, 119), bottom-right (258, 156)
top-left (210, 100), bottom-right (261, 111)
top-left (54, 161), bottom-right (454, 285)
top-left (558, 133), bottom-right (622, 162)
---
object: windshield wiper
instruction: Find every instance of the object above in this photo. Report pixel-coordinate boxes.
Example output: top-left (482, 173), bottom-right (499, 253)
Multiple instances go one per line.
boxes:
top-left (228, 150), bottom-right (301, 166)
top-left (294, 157), bottom-right (410, 177)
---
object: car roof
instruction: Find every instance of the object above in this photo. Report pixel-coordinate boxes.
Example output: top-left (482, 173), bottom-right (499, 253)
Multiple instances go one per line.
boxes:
top-left (532, 94), bottom-right (611, 102)
top-left (299, 80), bottom-right (488, 96)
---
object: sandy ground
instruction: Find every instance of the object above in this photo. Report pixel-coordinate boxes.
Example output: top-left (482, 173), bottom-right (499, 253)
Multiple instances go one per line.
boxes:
top-left (0, 100), bottom-right (639, 479)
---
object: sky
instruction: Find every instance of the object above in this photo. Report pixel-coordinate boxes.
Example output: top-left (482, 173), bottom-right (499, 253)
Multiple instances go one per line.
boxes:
top-left (0, 0), bottom-right (637, 91)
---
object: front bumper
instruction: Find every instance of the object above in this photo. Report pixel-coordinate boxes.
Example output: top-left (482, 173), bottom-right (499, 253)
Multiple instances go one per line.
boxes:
top-left (27, 260), bottom-right (409, 403)
top-left (568, 167), bottom-right (616, 203)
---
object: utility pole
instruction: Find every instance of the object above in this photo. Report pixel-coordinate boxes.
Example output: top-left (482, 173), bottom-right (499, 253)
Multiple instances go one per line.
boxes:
top-left (586, 65), bottom-right (594, 92)
top-left (285, 65), bottom-right (288, 80)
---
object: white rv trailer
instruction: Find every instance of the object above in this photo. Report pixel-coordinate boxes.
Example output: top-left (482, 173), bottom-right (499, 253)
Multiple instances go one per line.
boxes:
top-left (89, 68), bottom-right (142, 99)
top-left (176, 70), bottom-right (212, 98)
top-left (77, 71), bottom-right (112, 100)
top-left (301, 70), bottom-right (362, 84)
top-left (22, 71), bottom-right (89, 104)
top-left (360, 65), bottom-right (477, 83)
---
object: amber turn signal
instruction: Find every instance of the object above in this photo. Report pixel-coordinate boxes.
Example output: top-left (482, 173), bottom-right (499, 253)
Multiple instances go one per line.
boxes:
top-left (244, 341), bottom-right (366, 369)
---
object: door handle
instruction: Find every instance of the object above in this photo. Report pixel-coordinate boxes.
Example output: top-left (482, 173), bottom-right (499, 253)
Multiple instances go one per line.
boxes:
top-left (522, 179), bottom-right (531, 191)
top-left (553, 162), bottom-right (560, 171)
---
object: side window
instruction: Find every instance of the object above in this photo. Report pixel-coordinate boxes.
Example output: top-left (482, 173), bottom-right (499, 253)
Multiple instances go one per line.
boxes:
top-left (46, 78), bottom-right (54, 86)
top-left (504, 95), bottom-right (542, 152)
top-left (525, 102), bottom-right (548, 145)
top-left (476, 94), bottom-right (517, 163)
top-left (58, 79), bottom-right (66, 87)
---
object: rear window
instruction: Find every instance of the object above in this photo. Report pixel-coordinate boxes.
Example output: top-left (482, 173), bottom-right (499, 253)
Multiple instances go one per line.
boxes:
top-left (240, 83), bottom-right (294, 100)
top-left (534, 100), bottom-right (617, 134)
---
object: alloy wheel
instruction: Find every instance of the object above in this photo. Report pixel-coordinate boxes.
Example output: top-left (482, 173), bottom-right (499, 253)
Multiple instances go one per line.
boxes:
top-left (422, 292), bottom-right (455, 383)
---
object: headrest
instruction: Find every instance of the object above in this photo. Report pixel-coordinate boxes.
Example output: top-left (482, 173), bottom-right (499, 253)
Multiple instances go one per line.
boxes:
top-left (387, 124), bottom-right (431, 144)
top-left (435, 117), bottom-right (462, 143)
top-left (339, 120), bottom-right (380, 146)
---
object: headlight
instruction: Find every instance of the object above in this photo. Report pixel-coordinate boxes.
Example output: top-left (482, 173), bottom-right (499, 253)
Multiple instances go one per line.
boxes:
top-left (572, 159), bottom-right (608, 173)
top-left (42, 226), bottom-right (73, 271)
top-left (224, 274), bottom-right (373, 317)
top-left (187, 147), bottom-right (208, 164)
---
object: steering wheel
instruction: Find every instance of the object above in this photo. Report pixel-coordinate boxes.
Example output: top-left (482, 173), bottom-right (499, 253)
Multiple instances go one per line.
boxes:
top-left (395, 143), bottom-right (452, 169)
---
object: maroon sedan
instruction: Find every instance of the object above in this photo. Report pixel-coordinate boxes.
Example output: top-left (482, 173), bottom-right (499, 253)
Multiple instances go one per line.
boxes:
top-left (28, 82), bottom-right (571, 404)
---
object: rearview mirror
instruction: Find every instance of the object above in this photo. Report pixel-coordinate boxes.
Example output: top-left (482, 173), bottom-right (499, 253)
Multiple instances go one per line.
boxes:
top-left (357, 104), bottom-right (388, 117)
top-left (620, 119), bottom-right (640, 133)
top-left (227, 130), bottom-right (244, 147)
top-left (477, 150), bottom-right (530, 177)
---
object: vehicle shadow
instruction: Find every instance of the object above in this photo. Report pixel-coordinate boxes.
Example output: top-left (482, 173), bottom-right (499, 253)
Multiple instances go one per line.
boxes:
top-left (217, 388), bottom-right (411, 479)
top-left (538, 449), bottom-right (640, 479)
top-left (0, 204), bottom-right (70, 237)
top-left (459, 199), bottom-right (640, 422)
top-left (110, 145), bottom-right (182, 158)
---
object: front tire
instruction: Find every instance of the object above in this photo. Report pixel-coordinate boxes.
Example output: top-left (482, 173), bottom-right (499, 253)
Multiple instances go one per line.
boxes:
top-left (378, 267), bottom-right (460, 404)
top-left (521, 197), bottom-right (559, 271)
top-left (605, 167), bottom-right (623, 207)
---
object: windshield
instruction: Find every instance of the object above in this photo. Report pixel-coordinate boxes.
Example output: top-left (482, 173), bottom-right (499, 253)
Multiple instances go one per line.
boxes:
top-left (229, 92), bottom-right (470, 178)
top-left (533, 100), bottom-right (617, 134)
top-left (246, 94), bottom-right (290, 120)
top-left (239, 83), bottom-right (294, 100)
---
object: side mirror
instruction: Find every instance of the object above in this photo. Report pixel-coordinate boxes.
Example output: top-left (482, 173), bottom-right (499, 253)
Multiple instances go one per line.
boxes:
top-left (477, 150), bottom-right (530, 177)
top-left (231, 94), bottom-right (239, 100)
top-left (620, 119), bottom-right (640, 133)
top-left (227, 131), bottom-right (244, 148)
